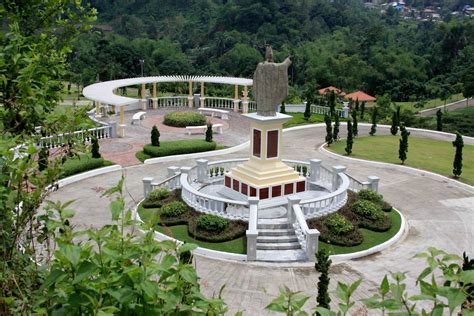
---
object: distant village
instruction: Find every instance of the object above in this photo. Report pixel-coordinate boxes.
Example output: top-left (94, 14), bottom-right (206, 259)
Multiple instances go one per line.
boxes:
top-left (364, 0), bottom-right (474, 21)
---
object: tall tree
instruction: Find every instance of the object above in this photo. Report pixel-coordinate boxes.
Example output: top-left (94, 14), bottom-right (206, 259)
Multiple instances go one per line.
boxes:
top-left (361, 101), bottom-right (366, 119)
top-left (390, 111), bottom-right (399, 135)
top-left (333, 114), bottom-right (340, 141)
top-left (398, 124), bottom-right (410, 164)
top-left (151, 125), bottom-right (160, 146)
top-left (304, 101), bottom-right (312, 120)
top-left (345, 120), bottom-right (354, 155)
top-left (370, 107), bottom-right (378, 136)
top-left (452, 132), bottom-right (464, 178)
top-left (462, 65), bottom-right (474, 107)
top-left (328, 91), bottom-right (336, 117)
top-left (315, 249), bottom-right (332, 311)
top-left (1, 0), bottom-right (96, 134)
top-left (436, 109), bottom-right (443, 131)
top-left (324, 114), bottom-right (333, 146)
top-left (91, 136), bottom-right (101, 158)
top-left (351, 110), bottom-right (358, 137)
top-left (280, 101), bottom-right (286, 114)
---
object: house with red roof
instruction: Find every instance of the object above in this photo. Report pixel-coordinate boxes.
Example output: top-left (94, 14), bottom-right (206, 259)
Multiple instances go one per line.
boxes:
top-left (318, 86), bottom-right (346, 96)
top-left (344, 91), bottom-right (376, 102)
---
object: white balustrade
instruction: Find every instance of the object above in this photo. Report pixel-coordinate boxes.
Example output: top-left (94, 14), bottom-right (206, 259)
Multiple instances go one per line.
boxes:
top-left (204, 97), bottom-right (235, 110)
top-left (310, 105), bottom-right (344, 118)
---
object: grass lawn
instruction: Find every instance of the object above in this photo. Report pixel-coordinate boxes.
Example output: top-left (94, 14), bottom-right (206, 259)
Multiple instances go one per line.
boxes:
top-left (283, 113), bottom-right (328, 128)
top-left (329, 135), bottom-right (474, 185)
top-left (319, 209), bottom-right (402, 255)
top-left (138, 204), bottom-right (245, 254)
top-left (394, 93), bottom-right (464, 112)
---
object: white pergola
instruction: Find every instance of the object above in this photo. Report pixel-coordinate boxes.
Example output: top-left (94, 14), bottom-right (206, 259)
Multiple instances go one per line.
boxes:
top-left (83, 75), bottom-right (253, 107)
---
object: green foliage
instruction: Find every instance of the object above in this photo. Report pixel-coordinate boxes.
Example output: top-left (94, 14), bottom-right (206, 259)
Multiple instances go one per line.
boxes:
top-left (143, 140), bottom-right (216, 158)
top-left (280, 101), bottom-right (286, 114)
top-left (390, 111), bottom-right (399, 135)
top-left (333, 115), bottom-right (340, 141)
top-left (352, 200), bottom-right (384, 221)
top-left (453, 132), bottom-right (464, 178)
top-left (0, 1), bottom-right (96, 134)
top-left (32, 180), bottom-right (227, 314)
top-left (196, 215), bottom-right (229, 233)
top-left (315, 249), bottom-right (332, 311)
top-left (304, 101), bottom-right (312, 120)
top-left (328, 91), bottom-right (336, 117)
top-left (399, 124), bottom-right (410, 164)
top-left (324, 114), bottom-right (333, 146)
top-left (436, 109), bottom-right (443, 131)
top-left (151, 125), bottom-right (160, 146)
top-left (324, 214), bottom-right (354, 235)
top-left (351, 110), bottom-right (358, 137)
top-left (143, 188), bottom-right (170, 208)
top-left (357, 189), bottom-right (383, 205)
top-left (161, 201), bottom-right (188, 218)
top-left (38, 147), bottom-right (49, 171)
top-left (369, 107), bottom-right (377, 136)
top-left (163, 112), bottom-right (206, 127)
top-left (360, 101), bottom-right (366, 118)
top-left (266, 286), bottom-right (310, 316)
top-left (345, 120), bottom-right (353, 155)
top-left (91, 136), bottom-right (101, 158)
top-left (60, 154), bottom-right (113, 178)
top-left (462, 64), bottom-right (474, 100)
top-left (205, 123), bottom-right (213, 142)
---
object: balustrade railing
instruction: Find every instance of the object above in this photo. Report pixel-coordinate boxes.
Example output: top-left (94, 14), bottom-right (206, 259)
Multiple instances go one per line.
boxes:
top-left (248, 101), bottom-right (257, 112)
top-left (311, 105), bottom-right (346, 118)
top-left (37, 125), bottom-right (112, 149)
top-left (156, 96), bottom-right (188, 107)
top-left (204, 97), bottom-right (235, 110)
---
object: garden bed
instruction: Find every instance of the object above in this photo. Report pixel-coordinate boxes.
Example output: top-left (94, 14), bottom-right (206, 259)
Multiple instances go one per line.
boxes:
top-left (60, 154), bottom-right (114, 179)
top-left (163, 112), bottom-right (207, 127)
top-left (136, 140), bottom-right (221, 162)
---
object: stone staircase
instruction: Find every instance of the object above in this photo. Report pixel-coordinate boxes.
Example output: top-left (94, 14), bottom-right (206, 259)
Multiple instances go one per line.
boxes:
top-left (256, 218), bottom-right (307, 261)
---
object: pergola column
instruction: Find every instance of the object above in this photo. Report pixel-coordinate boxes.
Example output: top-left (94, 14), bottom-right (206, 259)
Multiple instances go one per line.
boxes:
top-left (188, 80), bottom-right (194, 108)
top-left (200, 82), bottom-right (205, 107)
top-left (233, 84), bottom-right (239, 112)
top-left (242, 86), bottom-right (249, 114)
top-left (95, 101), bottom-right (100, 116)
top-left (119, 105), bottom-right (126, 138)
top-left (141, 84), bottom-right (147, 110)
top-left (152, 82), bottom-right (158, 109)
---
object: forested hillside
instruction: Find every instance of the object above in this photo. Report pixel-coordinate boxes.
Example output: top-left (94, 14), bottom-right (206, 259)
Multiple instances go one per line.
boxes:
top-left (69, 0), bottom-right (474, 102)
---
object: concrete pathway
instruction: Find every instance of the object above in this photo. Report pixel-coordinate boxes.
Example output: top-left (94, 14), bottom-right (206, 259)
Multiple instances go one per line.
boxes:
top-left (417, 97), bottom-right (473, 117)
top-left (47, 124), bottom-right (474, 314)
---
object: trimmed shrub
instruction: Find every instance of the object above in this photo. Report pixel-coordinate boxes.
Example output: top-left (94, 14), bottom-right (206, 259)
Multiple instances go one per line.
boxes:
top-left (352, 200), bottom-right (384, 221)
top-left (151, 125), bottom-right (160, 147)
top-left (91, 136), bottom-right (101, 158)
top-left (381, 201), bottom-right (393, 212)
top-left (163, 112), bottom-right (206, 127)
top-left (188, 214), bottom-right (246, 242)
top-left (357, 189), bottom-right (383, 204)
top-left (60, 155), bottom-right (113, 178)
top-left (196, 214), bottom-right (229, 233)
top-left (143, 140), bottom-right (216, 158)
top-left (205, 123), bottom-right (213, 142)
top-left (161, 201), bottom-right (188, 218)
top-left (143, 188), bottom-right (170, 208)
top-left (324, 214), bottom-right (354, 235)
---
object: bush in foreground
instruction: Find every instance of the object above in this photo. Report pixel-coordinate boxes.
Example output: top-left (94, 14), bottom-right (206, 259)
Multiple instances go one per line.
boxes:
top-left (143, 140), bottom-right (216, 158)
top-left (163, 112), bottom-right (206, 127)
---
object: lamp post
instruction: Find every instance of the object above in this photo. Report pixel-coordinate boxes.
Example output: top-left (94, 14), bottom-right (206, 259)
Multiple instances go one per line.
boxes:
top-left (139, 59), bottom-right (145, 77)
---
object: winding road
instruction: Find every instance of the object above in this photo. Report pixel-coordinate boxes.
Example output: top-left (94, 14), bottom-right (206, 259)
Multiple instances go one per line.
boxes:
top-left (47, 120), bottom-right (473, 315)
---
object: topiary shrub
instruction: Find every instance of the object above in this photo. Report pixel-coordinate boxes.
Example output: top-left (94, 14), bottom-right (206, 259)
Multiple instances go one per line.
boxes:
top-left (143, 188), bottom-right (170, 208)
top-left (352, 200), bottom-right (384, 221)
top-left (196, 214), bottom-right (229, 233)
top-left (163, 112), bottom-right (206, 127)
top-left (143, 140), bottom-right (216, 158)
top-left (324, 213), bottom-right (354, 235)
top-left (357, 189), bottom-right (383, 204)
top-left (161, 201), bottom-right (188, 218)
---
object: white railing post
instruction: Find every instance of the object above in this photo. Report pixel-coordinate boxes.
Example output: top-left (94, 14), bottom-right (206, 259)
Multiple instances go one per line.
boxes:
top-left (368, 176), bottom-right (380, 192)
top-left (109, 121), bottom-right (117, 138)
top-left (233, 99), bottom-right (239, 112)
top-left (342, 103), bottom-right (349, 118)
top-left (246, 197), bottom-right (259, 261)
top-left (242, 101), bottom-right (249, 113)
top-left (196, 159), bottom-right (208, 182)
top-left (168, 166), bottom-right (180, 189)
top-left (331, 166), bottom-right (347, 192)
top-left (309, 159), bottom-right (322, 182)
top-left (142, 177), bottom-right (153, 197)
top-left (287, 196), bottom-right (301, 224)
top-left (306, 229), bottom-right (320, 262)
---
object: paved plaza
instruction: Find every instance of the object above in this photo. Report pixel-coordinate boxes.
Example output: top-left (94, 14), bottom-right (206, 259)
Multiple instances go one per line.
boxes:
top-left (48, 109), bottom-right (474, 314)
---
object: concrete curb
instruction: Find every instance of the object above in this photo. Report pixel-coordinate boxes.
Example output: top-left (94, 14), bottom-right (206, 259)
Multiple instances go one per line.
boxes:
top-left (319, 143), bottom-right (474, 193)
top-left (143, 141), bottom-right (250, 165)
top-left (57, 165), bottom-right (122, 188)
top-left (132, 200), bottom-right (247, 261)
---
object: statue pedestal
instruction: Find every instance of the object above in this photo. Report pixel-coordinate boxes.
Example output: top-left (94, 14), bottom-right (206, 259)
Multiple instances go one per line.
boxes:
top-left (224, 113), bottom-right (306, 200)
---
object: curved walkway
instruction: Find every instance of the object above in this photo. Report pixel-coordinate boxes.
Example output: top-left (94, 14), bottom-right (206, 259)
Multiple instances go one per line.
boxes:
top-left (47, 124), bottom-right (473, 314)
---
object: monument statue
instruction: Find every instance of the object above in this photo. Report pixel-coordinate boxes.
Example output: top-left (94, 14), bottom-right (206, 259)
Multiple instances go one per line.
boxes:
top-left (253, 45), bottom-right (291, 116)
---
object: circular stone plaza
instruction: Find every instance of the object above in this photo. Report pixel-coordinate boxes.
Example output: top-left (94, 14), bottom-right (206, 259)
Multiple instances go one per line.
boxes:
top-left (45, 74), bottom-right (474, 314)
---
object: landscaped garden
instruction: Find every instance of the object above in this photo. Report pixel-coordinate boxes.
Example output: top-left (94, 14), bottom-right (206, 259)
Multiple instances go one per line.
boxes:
top-left (329, 135), bottom-right (474, 185)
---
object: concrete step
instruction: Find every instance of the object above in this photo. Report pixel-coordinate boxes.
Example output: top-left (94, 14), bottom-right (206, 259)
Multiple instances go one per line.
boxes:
top-left (256, 242), bottom-right (301, 250)
top-left (258, 229), bottom-right (296, 236)
top-left (257, 222), bottom-right (292, 229)
top-left (257, 235), bottom-right (299, 243)
top-left (256, 249), bottom-right (308, 262)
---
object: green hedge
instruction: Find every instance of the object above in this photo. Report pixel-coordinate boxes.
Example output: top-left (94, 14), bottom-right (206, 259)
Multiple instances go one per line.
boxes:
top-left (324, 213), bottom-right (354, 235)
top-left (188, 216), bottom-right (246, 242)
top-left (163, 112), bottom-right (206, 127)
top-left (161, 201), bottom-right (189, 218)
top-left (143, 140), bottom-right (216, 158)
top-left (352, 200), bottom-right (384, 221)
top-left (60, 154), bottom-right (113, 179)
top-left (196, 214), bottom-right (229, 233)
top-left (142, 188), bottom-right (170, 208)
top-left (357, 189), bottom-right (383, 204)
